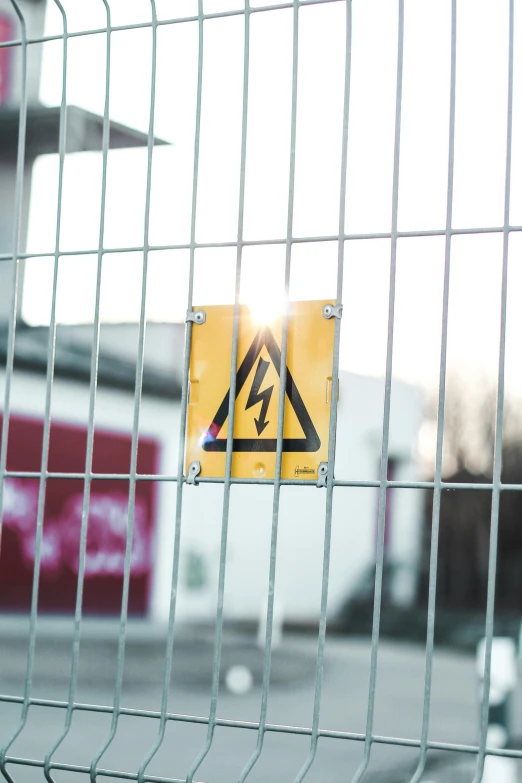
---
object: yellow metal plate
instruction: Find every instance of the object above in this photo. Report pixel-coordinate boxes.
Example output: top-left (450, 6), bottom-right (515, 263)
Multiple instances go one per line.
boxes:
top-left (185, 300), bottom-right (335, 481)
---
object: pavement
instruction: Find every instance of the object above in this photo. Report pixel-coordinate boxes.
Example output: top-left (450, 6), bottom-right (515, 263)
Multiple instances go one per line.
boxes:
top-left (1, 617), bottom-right (521, 782)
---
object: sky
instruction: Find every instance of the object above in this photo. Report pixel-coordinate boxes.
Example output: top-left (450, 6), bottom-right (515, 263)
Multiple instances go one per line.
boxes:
top-left (20, 0), bottom-right (522, 401)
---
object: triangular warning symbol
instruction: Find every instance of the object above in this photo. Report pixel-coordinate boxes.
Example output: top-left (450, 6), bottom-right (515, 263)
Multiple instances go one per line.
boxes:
top-left (202, 325), bottom-right (321, 453)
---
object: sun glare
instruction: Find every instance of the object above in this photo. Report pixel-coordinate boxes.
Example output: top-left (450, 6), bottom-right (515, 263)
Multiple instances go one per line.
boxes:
top-left (244, 295), bottom-right (286, 326)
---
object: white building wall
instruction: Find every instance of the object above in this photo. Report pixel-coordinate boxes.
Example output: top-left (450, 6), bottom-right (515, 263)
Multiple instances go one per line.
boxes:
top-left (0, 0), bottom-right (47, 318)
top-left (152, 368), bottom-right (425, 625)
top-left (0, 366), bottom-right (424, 625)
top-left (387, 460), bottom-right (425, 608)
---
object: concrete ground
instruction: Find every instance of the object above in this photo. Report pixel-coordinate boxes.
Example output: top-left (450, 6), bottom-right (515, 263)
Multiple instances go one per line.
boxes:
top-left (1, 617), bottom-right (521, 783)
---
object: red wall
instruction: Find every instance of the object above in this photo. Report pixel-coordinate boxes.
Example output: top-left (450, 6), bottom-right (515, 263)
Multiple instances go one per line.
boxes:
top-left (0, 13), bottom-right (13, 106)
top-left (0, 414), bottom-right (159, 616)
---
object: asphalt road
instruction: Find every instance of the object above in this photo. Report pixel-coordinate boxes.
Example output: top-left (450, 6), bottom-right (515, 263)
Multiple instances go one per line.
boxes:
top-left (1, 622), bottom-right (521, 783)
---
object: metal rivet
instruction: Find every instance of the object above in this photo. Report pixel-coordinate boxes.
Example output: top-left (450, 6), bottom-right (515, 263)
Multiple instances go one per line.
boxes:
top-left (317, 462), bottom-right (328, 488)
top-left (322, 303), bottom-right (343, 320)
top-left (185, 310), bottom-right (207, 325)
top-left (187, 460), bottom-right (201, 485)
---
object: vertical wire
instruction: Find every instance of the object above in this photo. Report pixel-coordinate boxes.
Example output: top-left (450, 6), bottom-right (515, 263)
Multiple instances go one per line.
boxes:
top-left (43, 2), bottom-right (112, 780)
top-left (136, 2), bottom-right (204, 779)
top-left (0, 0), bottom-right (27, 564)
top-left (472, 0), bottom-right (514, 780)
top-left (184, 1), bottom-right (246, 778)
top-left (350, 1), bottom-right (404, 780)
top-left (409, 2), bottom-right (457, 781)
top-left (293, 3), bottom-right (351, 781)
top-left (237, 0), bottom-right (299, 779)
top-left (0, 3), bottom-right (68, 779)
top-left (89, 4), bottom-right (158, 780)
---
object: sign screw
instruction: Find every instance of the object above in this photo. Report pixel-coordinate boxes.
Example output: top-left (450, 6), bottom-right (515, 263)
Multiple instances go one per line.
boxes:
top-left (187, 460), bottom-right (201, 485)
top-left (185, 310), bottom-right (207, 325)
top-left (317, 462), bottom-right (329, 488)
top-left (322, 303), bottom-right (343, 320)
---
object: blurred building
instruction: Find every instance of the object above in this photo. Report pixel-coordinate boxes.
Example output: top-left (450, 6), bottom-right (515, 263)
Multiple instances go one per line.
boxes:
top-left (0, 0), bottom-right (166, 320)
top-left (0, 321), bottom-right (183, 616)
top-left (0, 326), bottom-right (424, 625)
top-left (0, 0), bottom-right (426, 628)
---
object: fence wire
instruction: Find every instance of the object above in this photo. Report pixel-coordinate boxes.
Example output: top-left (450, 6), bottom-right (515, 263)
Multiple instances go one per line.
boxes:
top-left (0, 1), bottom-right (519, 782)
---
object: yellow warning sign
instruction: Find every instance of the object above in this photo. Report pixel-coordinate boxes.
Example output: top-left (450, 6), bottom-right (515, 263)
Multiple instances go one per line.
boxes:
top-left (185, 300), bottom-right (336, 481)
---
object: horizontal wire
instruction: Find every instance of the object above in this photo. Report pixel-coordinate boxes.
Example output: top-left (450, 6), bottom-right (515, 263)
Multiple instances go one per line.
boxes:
top-left (5, 757), bottom-right (176, 783)
top-left (0, 0), bottom-right (343, 51)
top-left (0, 694), bottom-right (521, 760)
top-left (2, 470), bottom-right (521, 491)
top-left (2, 224), bottom-right (522, 263)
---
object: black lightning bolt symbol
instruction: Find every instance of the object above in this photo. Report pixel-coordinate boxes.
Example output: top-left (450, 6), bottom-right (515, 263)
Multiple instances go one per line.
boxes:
top-left (245, 357), bottom-right (274, 436)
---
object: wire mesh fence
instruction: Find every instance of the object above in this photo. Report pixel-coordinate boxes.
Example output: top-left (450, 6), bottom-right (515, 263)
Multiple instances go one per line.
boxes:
top-left (0, 0), bottom-right (520, 781)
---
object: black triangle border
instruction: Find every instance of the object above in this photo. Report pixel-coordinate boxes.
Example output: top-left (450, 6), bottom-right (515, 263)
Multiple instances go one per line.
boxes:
top-left (202, 325), bottom-right (321, 453)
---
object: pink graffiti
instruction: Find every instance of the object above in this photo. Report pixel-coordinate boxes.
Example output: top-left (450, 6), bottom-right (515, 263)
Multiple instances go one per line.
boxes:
top-left (3, 478), bottom-right (151, 577)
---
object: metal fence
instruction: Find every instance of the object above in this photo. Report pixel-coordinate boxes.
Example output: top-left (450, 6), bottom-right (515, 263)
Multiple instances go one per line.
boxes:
top-left (0, 0), bottom-right (519, 781)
